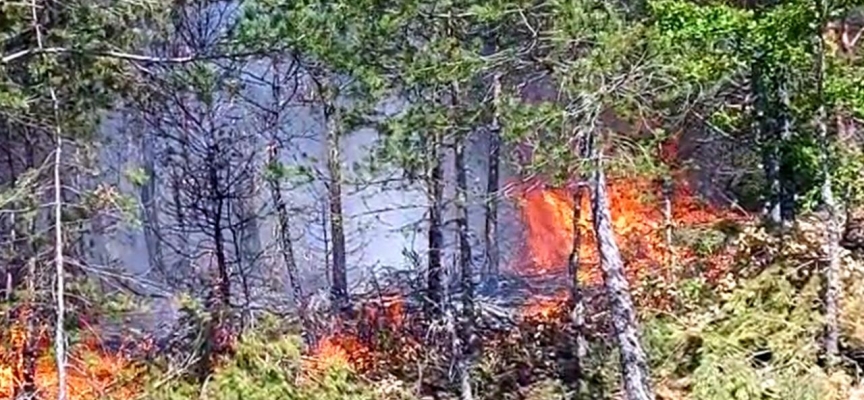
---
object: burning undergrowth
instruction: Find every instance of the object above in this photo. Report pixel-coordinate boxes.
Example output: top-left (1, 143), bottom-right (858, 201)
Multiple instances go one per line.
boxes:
top-left (0, 308), bottom-right (151, 400)
top-left (297, 173), bottom-right (748, 393)
top-left (0, 172), bottom-right (749, 399)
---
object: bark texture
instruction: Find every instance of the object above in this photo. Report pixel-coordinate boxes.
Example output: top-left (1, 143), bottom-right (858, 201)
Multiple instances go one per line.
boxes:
top-left (591, 164), bottom-right (655, 400)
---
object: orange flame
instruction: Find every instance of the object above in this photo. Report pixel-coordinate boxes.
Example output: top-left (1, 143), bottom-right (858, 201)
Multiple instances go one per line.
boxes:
top-left (305, 158), bottom-right (747, 371)
top-left (305, 294), bottom-right (412, 374)
top-left (512, 173), bottom-right (745, 318)
top-left (0, 312), bottom-right (144, 400)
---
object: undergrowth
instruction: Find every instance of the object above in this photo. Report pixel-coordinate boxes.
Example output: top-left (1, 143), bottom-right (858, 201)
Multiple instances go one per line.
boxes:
top-left (139, 219), bottom-right (864, 400)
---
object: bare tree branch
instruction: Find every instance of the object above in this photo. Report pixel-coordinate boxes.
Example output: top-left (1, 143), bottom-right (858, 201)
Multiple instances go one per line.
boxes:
top-left (2, 47), bottom-right (273, 65)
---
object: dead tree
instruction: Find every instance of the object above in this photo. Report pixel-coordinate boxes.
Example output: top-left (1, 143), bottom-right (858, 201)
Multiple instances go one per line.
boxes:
top-left (251, 56), bottom-right (308, 330)
top-left (591, 146), bottom-right (656, 400)
top-left (27, 0), bottom-right (70, 394)
top-left (128, 1), bottom-right (267, 377)
top-left (566, 181), bottom-right (588, 391)
top-left (266, 143), bottom-right (305, 306)
top-left (816, 0), bottom-right (842, 369)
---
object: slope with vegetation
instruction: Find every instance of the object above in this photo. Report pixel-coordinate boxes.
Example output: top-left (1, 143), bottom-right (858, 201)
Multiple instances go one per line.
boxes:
top-left (1, 0), bottom-right (864, 399)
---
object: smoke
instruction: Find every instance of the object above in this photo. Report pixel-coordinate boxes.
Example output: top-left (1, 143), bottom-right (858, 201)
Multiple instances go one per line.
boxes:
top-left (88, 58), bottom-right (532, 335)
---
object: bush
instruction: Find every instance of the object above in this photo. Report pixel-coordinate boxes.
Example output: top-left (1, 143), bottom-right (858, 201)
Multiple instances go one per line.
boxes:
top-left (142, 319), bottom-right (412, 400)
top-left (643, 221), bottom-right (864, 400)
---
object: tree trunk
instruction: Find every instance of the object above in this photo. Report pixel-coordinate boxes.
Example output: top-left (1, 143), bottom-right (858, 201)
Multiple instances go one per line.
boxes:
top-left (30, 3), bottom-right (70, 394)
top-left (566, 183), bottom-right (587, 392)
top-left (661, 176), bottom-right (676, 279)
top-left (209, 151), bottom-right (231, 308)
top-left (321, 80), bottom-right (349, 314)
top-left (1, 145), bottom-right (20, 302)
top-left (777, 74), bottom-right (796, 223)
top-left (200, 143), bottom-right (232, 379)
top-left (232, 137), bottom-right (261, 328)
top-left (426, 126), bottom-right (445, 318)
top-left (444, 263), bottom-right (472, 400)
top-left (820, 116), bottom-right (841, 370)
top-left (454, 83), bottom-right (475, 400)
top-left (172, 134), bottom-right (193, 289)
top-left (591, 159), bottom-right (655, 400)
top-left (266, 142), bottom-right (306, 323)
top-left (750, 1), bottom-right (794, 228)
top-left (139, 131), bottom-right (165, 280)
top-left (754, 63), bottom-right (783, 226)
top-left (17, 257), bottom-right (38, 400)
top-left (816, 3), bottom-right (841, 368)
top-left (484, 71), bottom-right (502, 279)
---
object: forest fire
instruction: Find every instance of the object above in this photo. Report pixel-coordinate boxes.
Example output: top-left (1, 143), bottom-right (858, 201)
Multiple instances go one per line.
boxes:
top-left (303, 171), bottom-right (746, 374)
top-left (511, 173), bottom-right (746, 318)
top-left (0, 314), bottom-right (144, 400)
top-left (0, 175), bottom-right (747, 395)
top-left (307, 335), bottom-right (368, 373)
top-left (305, 294), bottom-right (416, 374)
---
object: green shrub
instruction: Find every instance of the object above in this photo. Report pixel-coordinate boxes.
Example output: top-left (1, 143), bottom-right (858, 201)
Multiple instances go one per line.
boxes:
top-left (142, 321), bottom-right (411, 400)
top-left (644, 263), bottom-right (833, 400)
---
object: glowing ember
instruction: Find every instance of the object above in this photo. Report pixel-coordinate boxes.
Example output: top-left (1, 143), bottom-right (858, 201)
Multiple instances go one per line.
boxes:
top-left (521, 289), bottom-right (570, 321)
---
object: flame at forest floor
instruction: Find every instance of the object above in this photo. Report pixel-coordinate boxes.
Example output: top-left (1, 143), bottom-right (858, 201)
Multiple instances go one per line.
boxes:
top-left (0, 314), bottom-right (148, 400)
top-left (509, 174), bottom-right (747, 316)
top-left (304, 174), bottom-right (749, 375)
top-left (0, 176), bottom-right (751, 393)
top-left (304, 294), bottom-right (420, 375)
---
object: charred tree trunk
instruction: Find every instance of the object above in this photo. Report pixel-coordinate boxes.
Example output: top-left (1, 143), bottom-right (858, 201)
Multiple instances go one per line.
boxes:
top-left (427, 127), bottom-right (445, 319)
top-left (591, 156), bottom-right (655, 400)
top-left (484, 71), bottom-right (502, 280)
top-left (208, 149), bottom-right (231, 308)
top-left (320, 80), bottom-right (349, 314)
top-left (566, 183), bottom-right (587, 391)
top-left (195, 145), bottom-right (233, 381)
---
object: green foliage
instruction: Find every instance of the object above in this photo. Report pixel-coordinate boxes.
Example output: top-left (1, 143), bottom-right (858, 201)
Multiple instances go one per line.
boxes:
top-left (646, 0), bottom-right (752, 129)
top-left (238, 0), bottom-right (410, 99)
top-left (264, 161), bottom-right (315, 186)
top-left (1, 0), bottom-right (169, 135)
top-left (649, 0), bottom-right (864, 215)
top-left (645, 240), bottom-right (836, 399)
top-left (826, 61), bottom-right (864, 118)
top-left (144, 323), bottom-right (409, 400)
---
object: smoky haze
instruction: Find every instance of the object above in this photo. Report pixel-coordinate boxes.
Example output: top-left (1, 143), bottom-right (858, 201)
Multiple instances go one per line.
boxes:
top-left (90, 62), bottom-right (528, 334)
